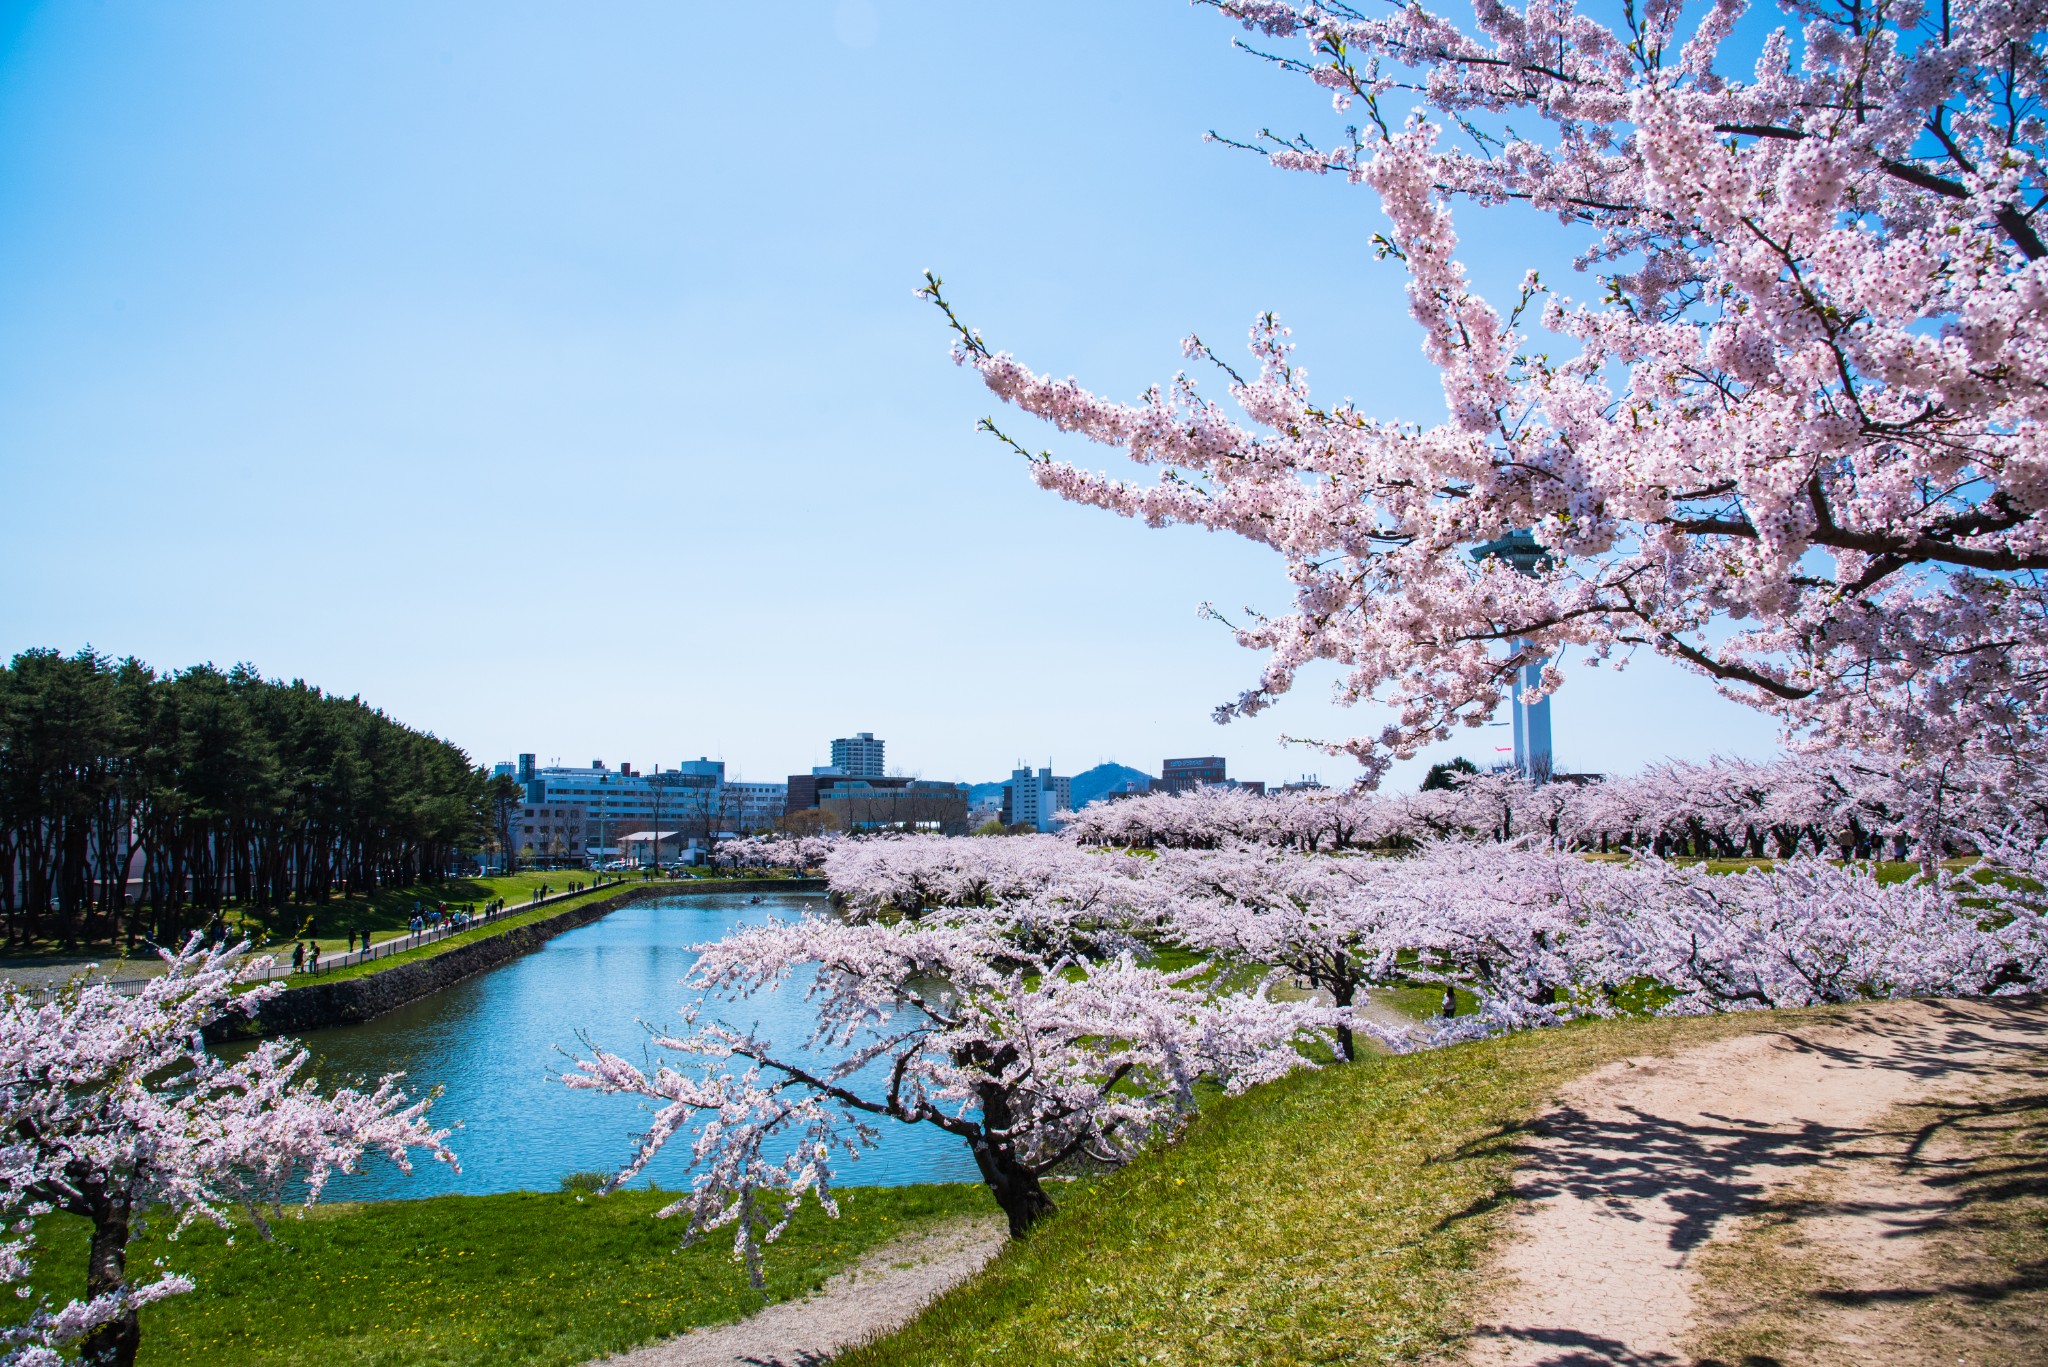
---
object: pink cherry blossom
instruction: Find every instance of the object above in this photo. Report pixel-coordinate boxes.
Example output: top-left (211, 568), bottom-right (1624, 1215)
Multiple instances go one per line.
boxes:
top-left (0, 937), bottom-right (454, 1367)
top-left (921, 0), bottom-right (2048, 778)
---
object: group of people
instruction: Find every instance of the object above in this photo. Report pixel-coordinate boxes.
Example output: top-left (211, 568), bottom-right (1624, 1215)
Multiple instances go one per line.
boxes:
top-left (282, 880), bottom-right (606, 976)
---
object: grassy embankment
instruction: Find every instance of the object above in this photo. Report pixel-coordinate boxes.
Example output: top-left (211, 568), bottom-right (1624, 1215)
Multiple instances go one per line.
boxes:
top-left (17, 1004), bottom-right (1912, 1367)
top-left (18, 1183), bottom-right (990, 1367)
top-left (0, 869), bottom-right (818, 987)
top-left (838, 1005), bottom-right (1870, 1367)
top-left (281, 869), bottom-right (819, 987)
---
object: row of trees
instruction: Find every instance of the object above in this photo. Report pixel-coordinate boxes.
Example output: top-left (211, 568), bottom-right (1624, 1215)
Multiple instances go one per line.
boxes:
top-left (0, 648), bottom-right (491, 947)
top-left (1056, 754), bottom-right (2036, 859)
top-left (570, 818), bottom-right (2048, 1270)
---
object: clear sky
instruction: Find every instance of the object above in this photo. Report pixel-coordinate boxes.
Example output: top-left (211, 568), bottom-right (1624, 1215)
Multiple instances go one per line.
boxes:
top-left (0, 0), bottom-right (1784, 787)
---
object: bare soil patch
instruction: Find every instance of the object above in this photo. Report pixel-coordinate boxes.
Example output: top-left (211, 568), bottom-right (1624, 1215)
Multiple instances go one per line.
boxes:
top-left (1461, 996), bottom-right (2046, 1366)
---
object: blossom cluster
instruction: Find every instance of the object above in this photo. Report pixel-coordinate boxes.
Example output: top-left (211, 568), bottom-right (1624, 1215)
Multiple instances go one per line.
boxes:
top-left (923, 0), bottom-right (2048, 777)
top-left (0, 938), bottom-right (453, 1367)
top-left (563, 892), bottom-right (1331, 1270)
top-left (571, 800), bottom-right (2045, 1281)
top-left (1061, 752), bottom-right (2038, 858)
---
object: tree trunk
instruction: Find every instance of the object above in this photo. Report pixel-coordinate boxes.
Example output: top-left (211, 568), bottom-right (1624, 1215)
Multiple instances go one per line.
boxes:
top-left (79, 1191), bottom-right (140, 1367)
top-left (969, 1138), bottom-right (1056, 1238)
top-left (1330, 980), bottom-right (1358, 1062)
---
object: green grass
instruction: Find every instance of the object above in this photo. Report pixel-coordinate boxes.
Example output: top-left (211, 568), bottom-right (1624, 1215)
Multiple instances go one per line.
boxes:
top-left (257, 871), bottom-right (643, 952)
top-left (837, 1006), bottom-right (1868, 1367)
top-left (293, 874), bottom-right (819, 987)
top-left (17, 1183), bottom-right (992, 1367)
top-left (294, 881), bottom-right (646, 986)
top-left (11, 869), bottom-right (816, 973)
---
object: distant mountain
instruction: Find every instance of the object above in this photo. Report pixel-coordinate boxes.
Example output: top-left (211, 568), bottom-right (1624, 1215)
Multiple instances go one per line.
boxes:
top-left (1068, 762), bottom-right (1152, 809)
top-left (962, 763), bottom-right (1153, 813)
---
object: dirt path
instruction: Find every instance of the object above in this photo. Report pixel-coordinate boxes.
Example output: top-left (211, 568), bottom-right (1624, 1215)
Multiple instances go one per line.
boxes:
top-left (593, 1215), bottom-right (1005, 1367)
top-left (1462, 996), bottom-right (2047, 1366)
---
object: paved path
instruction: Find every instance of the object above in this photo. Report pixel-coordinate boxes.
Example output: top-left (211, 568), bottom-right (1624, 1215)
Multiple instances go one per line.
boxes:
top-left (593, 1216), bottom-right (1005, 1367)
top-left (1463, 995), bottom-right (2047, 1366)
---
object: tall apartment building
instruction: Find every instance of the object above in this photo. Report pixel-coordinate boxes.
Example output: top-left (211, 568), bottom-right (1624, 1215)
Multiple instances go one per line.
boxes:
top-left (1001, 767), bottom-right (1072, 833)
top-left (830, 732), bottom-right (885, 779)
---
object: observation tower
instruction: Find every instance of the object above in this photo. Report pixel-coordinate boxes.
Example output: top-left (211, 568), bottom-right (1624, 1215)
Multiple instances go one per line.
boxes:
top-left (1470, 531), bottom-right (1554, 784)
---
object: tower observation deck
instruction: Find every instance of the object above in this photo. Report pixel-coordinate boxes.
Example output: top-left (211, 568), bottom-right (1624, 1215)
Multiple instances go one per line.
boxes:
top-left (1469, 531), bottom-right (1554, 785)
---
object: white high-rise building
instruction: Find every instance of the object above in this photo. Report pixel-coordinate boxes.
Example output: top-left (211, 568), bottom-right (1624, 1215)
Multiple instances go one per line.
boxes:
top-left (1002, 766), bottom-right (1072, 833)
top-left (830, 732), bottom-right (886, 779)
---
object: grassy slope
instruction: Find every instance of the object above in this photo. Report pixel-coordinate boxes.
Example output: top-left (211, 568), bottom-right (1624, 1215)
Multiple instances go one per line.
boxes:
top-left (270, 872), bottom-right (814, 986)
top-left (20, 1184), bottom-right (992, 1367)
top-left (296, 878), bottom-right (647, 986)
top-left (839, 1007), bottom-right (1869, 1367)
top-left (8, 869), bottom-right (813, 973)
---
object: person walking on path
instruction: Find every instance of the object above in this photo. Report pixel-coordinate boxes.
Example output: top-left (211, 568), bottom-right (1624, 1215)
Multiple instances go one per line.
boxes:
top-left (291, 942), bottom-right (304, 973)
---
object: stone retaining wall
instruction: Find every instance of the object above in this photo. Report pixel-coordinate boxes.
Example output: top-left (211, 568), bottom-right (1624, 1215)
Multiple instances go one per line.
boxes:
top-left (221, 877), bottom-right (826, 1040)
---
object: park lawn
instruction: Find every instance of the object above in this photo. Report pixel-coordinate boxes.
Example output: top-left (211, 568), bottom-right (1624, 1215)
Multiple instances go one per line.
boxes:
top-left (294, 873), bottom-right (816, 987)
top-left (247, 870), bottom-right (650, 954)
top-left (838, 1005), bottom-right (1871, 1367)
top-left (18, 1183), bottom-right (993, 1367)
top-left (293, 880), bottom-right (650, 986)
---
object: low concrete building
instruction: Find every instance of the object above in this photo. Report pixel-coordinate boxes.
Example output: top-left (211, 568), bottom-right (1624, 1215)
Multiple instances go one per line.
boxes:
top-left (617, 830), bottom-right (696, 864)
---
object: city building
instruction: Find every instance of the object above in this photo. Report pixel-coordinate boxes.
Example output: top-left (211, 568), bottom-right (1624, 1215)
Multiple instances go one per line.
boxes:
top-left (725, 781), bottom-right (787, 831)
top-left (817, 778), bottom-right (969, 834)
top-left (1150, 756), bottom-right (1265, 797)
top-left (1000, 767), bottom-right (1072, 832)
top-left (513, 802), bottom-right (587, 867)
top-left (1152, 756), bottom-right (1228, 794)
top-left (784, 765), bottom-right (845, 814)
top-left (518, 760), bottom-right (723, 860)
top-left (830, 732), bottom-right (886, 779)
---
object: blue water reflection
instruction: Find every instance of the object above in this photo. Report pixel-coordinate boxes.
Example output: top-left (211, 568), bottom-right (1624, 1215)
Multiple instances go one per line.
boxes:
top-left (296, 893), bottom-right (978, 1200)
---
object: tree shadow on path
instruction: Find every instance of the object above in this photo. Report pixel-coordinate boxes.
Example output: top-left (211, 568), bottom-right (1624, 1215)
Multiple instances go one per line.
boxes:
top-left (1451, 997), bottom-right (2046, 1366)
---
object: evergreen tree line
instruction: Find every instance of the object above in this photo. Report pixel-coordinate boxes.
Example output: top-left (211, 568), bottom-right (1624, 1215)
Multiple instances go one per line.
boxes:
top-left (0, 648), bottom-right (490, 946)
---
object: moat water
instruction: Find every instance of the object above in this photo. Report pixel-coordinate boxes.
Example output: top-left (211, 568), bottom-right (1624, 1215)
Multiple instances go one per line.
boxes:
top-left (296, 892), bottom-right (978, 1200)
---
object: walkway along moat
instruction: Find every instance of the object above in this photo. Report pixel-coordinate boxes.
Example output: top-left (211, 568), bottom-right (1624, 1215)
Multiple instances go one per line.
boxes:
top-left (296, 892), bottom-right (978, 1200)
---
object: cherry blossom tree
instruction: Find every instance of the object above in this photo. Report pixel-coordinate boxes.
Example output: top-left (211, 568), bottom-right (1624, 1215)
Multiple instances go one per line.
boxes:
top-left (564, 909), bottom-right (1327, 1263)
top-left (0, 938), bottom-right (453, 1367)
top-left (1598, 850), bottom-right (2043, 1008)
top-left (924, 0), bottom-right (2048, 779)
top-left (1156, 836), bottom-right (2046, 1035)
top-left (1152, 843), bottom-right (1408, 1058)
top-left (822, 833), bottom-right (1145, 919)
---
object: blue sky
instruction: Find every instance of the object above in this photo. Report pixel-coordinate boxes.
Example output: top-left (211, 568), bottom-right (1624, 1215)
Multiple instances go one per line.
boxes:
top-left (0, 0), bottom-right (1783, 786)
